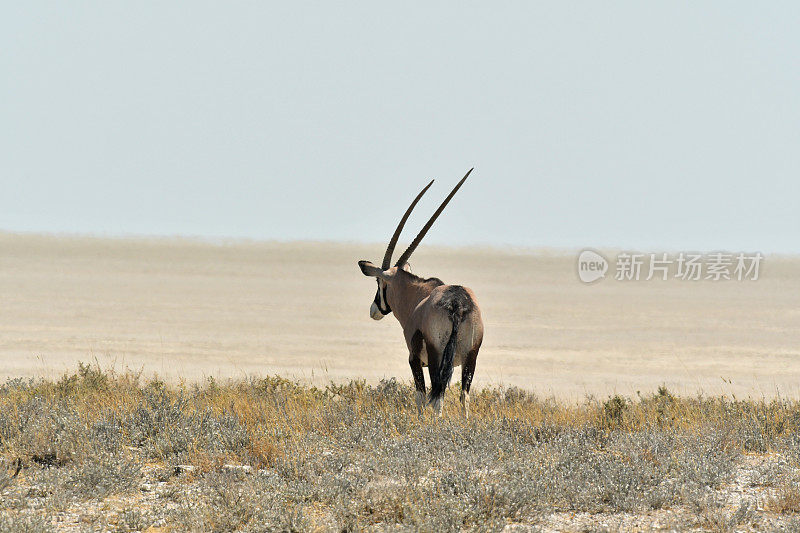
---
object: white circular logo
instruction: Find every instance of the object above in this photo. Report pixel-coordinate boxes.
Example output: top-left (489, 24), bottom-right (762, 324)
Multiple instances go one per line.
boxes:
top-left (577, 249), bottom-right (608, 283)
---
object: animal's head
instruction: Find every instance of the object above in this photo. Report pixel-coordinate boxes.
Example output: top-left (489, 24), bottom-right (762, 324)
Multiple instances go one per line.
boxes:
top-left (358, 168), bottom-right (473, 320)
top-left (357, 261), bottom-right (395, 320)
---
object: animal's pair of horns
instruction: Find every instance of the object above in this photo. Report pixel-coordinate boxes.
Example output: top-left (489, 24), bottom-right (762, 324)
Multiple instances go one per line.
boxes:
top-left (382, 168), bottom-right (473, 270)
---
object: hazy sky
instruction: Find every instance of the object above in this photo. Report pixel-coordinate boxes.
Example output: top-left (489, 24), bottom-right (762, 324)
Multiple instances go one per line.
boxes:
top-left (2, 3), bottom-right (798, 252)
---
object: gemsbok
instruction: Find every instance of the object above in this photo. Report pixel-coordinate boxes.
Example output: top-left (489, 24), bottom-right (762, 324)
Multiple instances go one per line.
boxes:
top-left (358, 169), bottom-right (484, 418)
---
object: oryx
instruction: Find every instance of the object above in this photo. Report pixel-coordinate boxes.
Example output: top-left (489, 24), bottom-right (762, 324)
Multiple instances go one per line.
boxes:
top-left (358, 169), bottom-right (484, 418)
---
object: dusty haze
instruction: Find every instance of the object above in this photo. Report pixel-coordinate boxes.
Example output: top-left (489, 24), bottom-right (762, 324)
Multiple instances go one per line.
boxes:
top-left (0, 233), bottom-right (797, 399)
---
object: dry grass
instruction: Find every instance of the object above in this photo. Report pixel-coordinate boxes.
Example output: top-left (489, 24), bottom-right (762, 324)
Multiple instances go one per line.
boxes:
top-left (2, 365), bottom-right (800, 531)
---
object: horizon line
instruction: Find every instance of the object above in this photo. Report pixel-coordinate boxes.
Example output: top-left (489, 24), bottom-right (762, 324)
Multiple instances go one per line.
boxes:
top-left (1, 229), bottom-right (798, 258)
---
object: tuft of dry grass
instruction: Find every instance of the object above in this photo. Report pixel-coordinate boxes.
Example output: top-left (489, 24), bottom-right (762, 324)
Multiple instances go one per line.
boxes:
top-left (2, 364), bottom-right (800, 531)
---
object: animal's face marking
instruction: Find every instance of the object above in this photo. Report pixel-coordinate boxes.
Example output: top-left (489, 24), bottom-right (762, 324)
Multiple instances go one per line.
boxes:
top-left (372, 278), bottom-right (391, 318)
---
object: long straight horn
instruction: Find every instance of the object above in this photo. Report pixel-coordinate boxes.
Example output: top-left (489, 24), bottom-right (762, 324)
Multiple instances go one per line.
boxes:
top-left (382, 179), bottom-right (435, 269)
top-left (394, 168), bottom-right (473, 267)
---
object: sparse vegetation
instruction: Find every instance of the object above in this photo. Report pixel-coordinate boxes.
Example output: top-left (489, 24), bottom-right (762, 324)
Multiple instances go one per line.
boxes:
top-left (2, 364), bottom-right (800, 531)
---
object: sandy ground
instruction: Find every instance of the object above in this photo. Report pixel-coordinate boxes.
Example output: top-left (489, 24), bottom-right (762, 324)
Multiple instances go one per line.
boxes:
top-left (0, 233), bottom-right (797, 399)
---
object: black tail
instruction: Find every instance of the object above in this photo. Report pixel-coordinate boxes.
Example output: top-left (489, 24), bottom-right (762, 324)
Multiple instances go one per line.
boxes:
top-left (429, 286), bottom-right (473, 402)
top-left (429, 320), bottom-right (459, 401)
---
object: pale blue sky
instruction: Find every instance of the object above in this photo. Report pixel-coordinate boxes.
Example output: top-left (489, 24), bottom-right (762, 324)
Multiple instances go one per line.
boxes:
top-left (2, 3), bottom-right (798, 252)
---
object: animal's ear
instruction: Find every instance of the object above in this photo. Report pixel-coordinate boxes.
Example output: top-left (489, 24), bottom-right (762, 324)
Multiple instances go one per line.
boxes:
top-left (358, 260), bottom-right (389, 279)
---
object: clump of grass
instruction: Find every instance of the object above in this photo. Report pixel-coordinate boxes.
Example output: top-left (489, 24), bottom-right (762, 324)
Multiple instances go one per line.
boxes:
top-left (602, 394), bottom-right (628, 427)
top-left (1, 364), bottom-right (800, 530)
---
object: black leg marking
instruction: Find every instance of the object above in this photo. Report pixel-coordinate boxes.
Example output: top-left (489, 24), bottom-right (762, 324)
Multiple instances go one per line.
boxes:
top-left (427, 345), bottom-right (442, 397)
top-left (461, 347), bottom-right (480, 394)
top-left (409, 331), bottom-right (425, 393)
top-left (410, 359), bottom-right (425, 393)
top-left (426, 343), bottom-right (446, 414)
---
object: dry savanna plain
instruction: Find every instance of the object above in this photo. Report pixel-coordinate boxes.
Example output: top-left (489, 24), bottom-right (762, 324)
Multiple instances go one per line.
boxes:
top-left (1, 232), bottom-right (799, 531)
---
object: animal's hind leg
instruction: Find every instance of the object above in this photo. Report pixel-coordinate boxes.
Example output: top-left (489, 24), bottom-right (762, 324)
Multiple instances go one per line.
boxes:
top-left (426, 346), bottom-right (444, 417)
top-left (460, 346), bottom-right (480, 419)
top-left (409, 331), bottom-right (426, 416)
